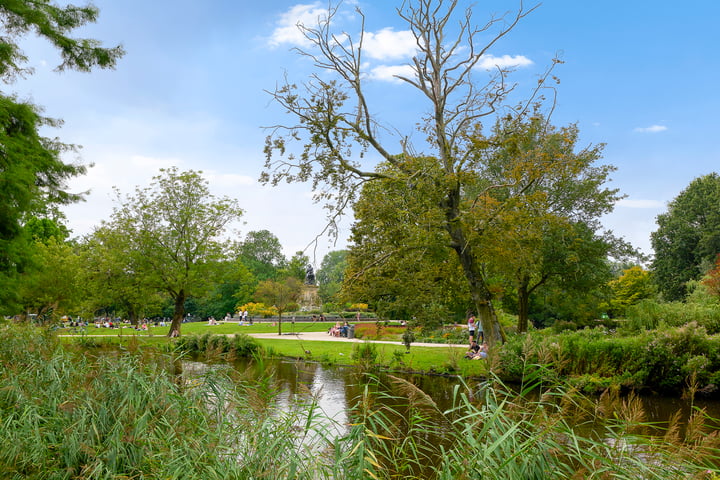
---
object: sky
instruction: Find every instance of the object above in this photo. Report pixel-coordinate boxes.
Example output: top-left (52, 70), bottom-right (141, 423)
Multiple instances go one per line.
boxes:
top-left (9, 0), bottom-right (720, 264)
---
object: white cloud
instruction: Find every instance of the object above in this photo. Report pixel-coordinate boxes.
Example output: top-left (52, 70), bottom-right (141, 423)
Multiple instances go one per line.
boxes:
top-left (363, 28), bottom-right (417, 60)
top-left (268, 3), bottom-right (329, 48)
top-left (634, 125), bottom-right (668, 133)
top-left (368, 64), bottom-right (415, 83)
top-left (476, 54), bottom-right (533, 70)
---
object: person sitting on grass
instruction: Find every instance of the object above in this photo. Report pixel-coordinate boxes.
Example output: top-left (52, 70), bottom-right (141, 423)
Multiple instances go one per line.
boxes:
top-left (464, 341), bottom-right (480, 359)
top-left (465, 341), bottom-right (488, 360)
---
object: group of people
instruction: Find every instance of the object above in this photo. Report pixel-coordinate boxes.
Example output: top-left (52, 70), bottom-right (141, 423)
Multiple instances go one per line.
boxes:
top-left (465, 313), bottom-right (488, 360)
top-left (328, 321), bottom-right (352, 337)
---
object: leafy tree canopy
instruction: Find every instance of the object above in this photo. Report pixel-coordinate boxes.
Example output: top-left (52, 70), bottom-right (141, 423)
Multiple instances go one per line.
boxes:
top-left (239, 229), bottom-right (286, 281)
top-left (317, 249), bottom-right (347, 304)
top-left (261, 0), bottom-right (611, 345)
top-left (651, 172), bottom-right (720, 300)
top-left (605, 266), bottom-right (655, 317)
top-left (0, 0), bottom-right (123, 311)
top-left (0, 0), bottom-right (123, 81)
top-left (254, 277), bottom-right (302, 335)
top-left (103, 168), bottom-right (243, 335)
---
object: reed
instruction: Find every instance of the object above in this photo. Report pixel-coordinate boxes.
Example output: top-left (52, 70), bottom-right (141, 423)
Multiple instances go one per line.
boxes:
top-left (0, 326), bottom-right (718, 479)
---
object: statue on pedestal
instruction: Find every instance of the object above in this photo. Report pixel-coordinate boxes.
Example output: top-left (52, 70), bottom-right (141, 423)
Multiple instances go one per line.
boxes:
top-left (305, 264), bottom-right (316, 285)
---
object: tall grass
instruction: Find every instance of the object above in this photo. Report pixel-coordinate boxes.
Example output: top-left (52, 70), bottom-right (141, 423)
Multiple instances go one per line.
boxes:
top-left (0, 325), bottom-right (718, 479)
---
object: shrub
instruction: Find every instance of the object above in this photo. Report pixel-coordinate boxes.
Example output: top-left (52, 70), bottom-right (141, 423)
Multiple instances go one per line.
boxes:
top-left (176, 333), bottom-right (261, 359)
top-left (624, 299), bottom-right (720, 334)
top-left (494, 324), bottom-right (720, 394)
top-left (352, 342), bottom-right (378, 370)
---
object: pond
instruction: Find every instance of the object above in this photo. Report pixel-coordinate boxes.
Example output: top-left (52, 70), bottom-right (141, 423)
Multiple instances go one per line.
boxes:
top-left (182, 355), bottom-right (720, 439)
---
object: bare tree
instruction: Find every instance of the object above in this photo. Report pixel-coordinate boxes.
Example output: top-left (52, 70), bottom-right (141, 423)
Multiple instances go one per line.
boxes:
top-left (263, 0), bottom-right (560, 345)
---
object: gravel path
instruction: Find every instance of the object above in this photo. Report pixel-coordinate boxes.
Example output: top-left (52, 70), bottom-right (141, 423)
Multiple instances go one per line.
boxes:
top-left (246, 330), bottom-right (468, 348)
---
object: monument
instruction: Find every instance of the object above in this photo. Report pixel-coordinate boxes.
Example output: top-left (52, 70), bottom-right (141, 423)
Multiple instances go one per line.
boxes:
top-left (300, 264), bottom-right (320, 310)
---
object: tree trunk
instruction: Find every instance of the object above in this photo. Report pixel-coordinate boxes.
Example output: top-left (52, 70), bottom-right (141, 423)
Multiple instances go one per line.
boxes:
top-left (277, 312), bottom-right (283, 335)
top-left (167, 290), bottom-right (186, 337)
top-left (442, 185), bottom-right (504, 346)
top-left (517, 276), bottom-right (530, 333)
top-left (127, 303), bottom-right (138, 326)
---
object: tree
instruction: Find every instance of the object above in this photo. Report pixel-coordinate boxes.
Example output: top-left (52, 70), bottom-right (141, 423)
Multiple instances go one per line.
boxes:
top-left (469, 115), bottom-right (629, 332)
top-left (317, 250), bottom-right (347, 304)
top-left (104, 168), bottom-right (243, 336)
top-left (283, 251), bottom-right (310, 282)
top-left (254, 277), bottom-right (302, 335)
top-left (701, 254), bottom-right (720, 301)
top-left (194, 258), bottom-right (256, 319)
top-left (239, 230), bottom-right (286, 281)
top-left (0, 1), bottom-right (123, 309)
top-left (0, 1), bottom-right (123, 82)
top-left (79, 225), bottom-right (163, 325)
top-left (651, 173), bottom-right (720, 301)
top-left (263, 0), bottom-right (573, 345)
top-left (16, 236), bottom-right (83, 323)
top-left (605, 266), bottom-right (655, 317)
top-left (342, 158), bottom-right (470, 325)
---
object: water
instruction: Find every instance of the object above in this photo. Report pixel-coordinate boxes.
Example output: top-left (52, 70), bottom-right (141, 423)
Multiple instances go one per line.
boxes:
top-left (184, 356), bottom-right (720, 438)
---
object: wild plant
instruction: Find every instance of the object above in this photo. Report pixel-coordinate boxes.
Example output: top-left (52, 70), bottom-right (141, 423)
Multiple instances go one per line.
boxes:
top-left (352, 342), bottom-right (379, 371)
top-left (1, 326), bottom-right (719, 479)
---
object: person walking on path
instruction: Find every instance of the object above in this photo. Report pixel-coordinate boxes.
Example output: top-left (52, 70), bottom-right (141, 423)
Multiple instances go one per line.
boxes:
top-left (467, 314), bottom-right (476, 344)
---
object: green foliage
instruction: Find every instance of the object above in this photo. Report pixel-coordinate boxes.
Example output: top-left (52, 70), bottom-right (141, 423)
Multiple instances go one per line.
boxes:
top-left (495, 323), bottom-right (720, 394)
top-left (351, 342), bottom-right (379, 370)
top-left (176, 333), bottom-right (262, 359)
top-left (100, 167), bottom-right (243, 334)
top-left (253, 276), bottom-right (303, 334)
top-left (0, 0), bottom-right (123, 81)
top-left (605, 265), bottom-right (655, 317)
top-left (0, 96), bottom-right (83, 307)
top-left (623, 299), bottom-right (720, 334)
top-left (16, 236), bottom-right (83, 319)
top-left (480, 115), bottom-right (632, 333)
top-left (238, 229), bottom-right (286, 281)
top-left (317, 249), bottom-right (347, 303)
top-left (401, 326), bottom-right (416, 352)
top-left (194, 259), bottom-right (256, 319)
top-left (281, 250), bottom-right (310, 282)
top-left (651, 172), bottom-right (720, 300)
top-left (0, 0), bottom-right (122, 311)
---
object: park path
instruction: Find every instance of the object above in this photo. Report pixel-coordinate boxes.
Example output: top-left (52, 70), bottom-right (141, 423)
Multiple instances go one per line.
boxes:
top-left (56, 325), bottom-right (469, 349)
top-left (246, 330), bottom-right (468, 349)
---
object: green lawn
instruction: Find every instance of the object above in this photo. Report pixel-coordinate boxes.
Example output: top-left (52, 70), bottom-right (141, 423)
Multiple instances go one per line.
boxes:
top-left (60, 319), bottom-right (335, 337)
top-left (253, 337), bottom-right (486, 376)
top-left (58, 321), bottom-right (487, 377)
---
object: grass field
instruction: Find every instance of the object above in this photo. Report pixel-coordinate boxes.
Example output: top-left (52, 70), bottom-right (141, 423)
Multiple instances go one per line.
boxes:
top-left (63, 320), bottom-right (343, 337)
top-left (57, 320), bottom-right (487, 377)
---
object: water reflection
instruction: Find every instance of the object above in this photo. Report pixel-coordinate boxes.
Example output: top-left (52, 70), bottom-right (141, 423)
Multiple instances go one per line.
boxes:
top-left (182, 356), bottom-right (720, 439)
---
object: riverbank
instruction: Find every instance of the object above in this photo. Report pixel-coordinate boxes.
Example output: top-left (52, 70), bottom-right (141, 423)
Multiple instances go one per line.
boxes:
top-left (56, 324), bottom-right (487, 377)
top-left (4, 326), bottom-right (718, 479)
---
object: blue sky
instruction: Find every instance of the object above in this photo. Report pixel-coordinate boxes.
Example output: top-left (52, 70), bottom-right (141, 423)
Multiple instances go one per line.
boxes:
top-left (10, 0), bottom-right (720, 262)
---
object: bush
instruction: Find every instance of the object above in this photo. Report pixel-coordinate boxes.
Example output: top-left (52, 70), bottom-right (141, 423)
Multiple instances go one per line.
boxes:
top-left (352, 342), bottom-right (378, 370)
top-left (624, 299), bottom-right (720, 334)
top-left (177, 333), bottom-right (261, 359)
top-left (494, 324), bottom-right (720, 394)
